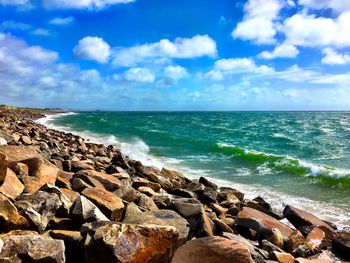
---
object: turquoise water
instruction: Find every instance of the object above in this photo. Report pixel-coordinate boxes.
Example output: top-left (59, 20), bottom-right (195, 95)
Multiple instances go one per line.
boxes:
top-left (44, 111), bottom-right (350, 226)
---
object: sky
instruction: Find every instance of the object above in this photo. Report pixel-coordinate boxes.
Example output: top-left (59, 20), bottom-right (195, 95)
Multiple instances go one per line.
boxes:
top-left (1, 0), bottom-right (350, 110)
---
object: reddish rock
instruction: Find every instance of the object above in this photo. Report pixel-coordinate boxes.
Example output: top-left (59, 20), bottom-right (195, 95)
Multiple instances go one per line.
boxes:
top-left (0, 145), bottom-right (40, 168)
top-left (236, 207), bottom-right (293, 239)
top-left (82, 222), bottom-right (179, 263)
top-left (71, 160), bottom-right (94, 172)
top-left (171, 236), bottom-right (254, 263)
top-left (61, 188), bottom-right (80, 203)
top-left (283, 206), bottom-right (333, 231)
top-left (160, 168), bottom-right (187, 188)
top-left (0, 168), bottom-right (24, 200)
top-left (269, 251), bottom-right (295, 263)
top-left (0, 153), bottom-right (7, 181)
top-left (306, 227), bottom-right (325, 251)
top-left (286, 230), bottom-right (306, 253)
top-left (82, 187), bottom-right (125, 220)
top-left (75, 169), bottom-right (122, 191)
top-left (21, 135), bottom-right (32, 145)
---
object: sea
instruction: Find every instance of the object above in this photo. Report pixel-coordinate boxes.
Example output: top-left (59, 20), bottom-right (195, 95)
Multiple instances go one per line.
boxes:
top-left (37, 111), bottom-right (350, 229)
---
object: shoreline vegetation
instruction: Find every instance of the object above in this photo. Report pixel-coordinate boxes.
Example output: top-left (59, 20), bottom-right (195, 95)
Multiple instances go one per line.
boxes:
top-left (0, 105), bottom-right (348, 262)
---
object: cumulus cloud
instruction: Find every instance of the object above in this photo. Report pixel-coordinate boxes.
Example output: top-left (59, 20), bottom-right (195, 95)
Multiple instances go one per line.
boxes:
top-left (232, 0), bottom-right (283, 44)
top-left (321, 48), bottom-right (350, 65)
top-left (299, 0), bottom-right (350, 13)
top-left (163, 65), bottom-right (188, 80)
top-left (112, 35), bottom-right (217, 67)
top-left (49, 16), bottom-right (75, 26)
top-left (123, 67), bottom-right (155, 83)
top-left (258, 42), bottom-right (299, 59)
top-left (283, 12), bottom-right (350, 48)
top-left (73, 36), bottom-right (111, 63)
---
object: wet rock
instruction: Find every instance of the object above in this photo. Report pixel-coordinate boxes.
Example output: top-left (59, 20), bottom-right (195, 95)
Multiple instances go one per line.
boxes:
top-left (123, 209), bottom-right (189, 245)
top-left (82, 221), bottom-right (179, 263)
top-left (237, 207), bottom-right (293, 240)
top-left (199, 176), bottom-right (218, 190)
top-left (0, 231), bottom-right (65, 263)
top-left (75, 169), bottom-right (122, 191)
top-left (0, 168), bottom-right (24, 200)
top-left (172, 236), bottom-right (254, 263)
top-left (71, 195), bottom-right (109, 222)
top-left (15, 190), bottom-right (62, 231)
top-left (0, 193), bottom-right (29, 231)
top-left (283, 206), bottom-right (333, 231)
top-left (306, 227), bottom-right (325, 251)
top-left (82, 187), bottom-right (125, 220)
top-left (269, 251), bottom-right (294, 263)
top-left (21, 157), bottom-right (59, 193)
top-left (332, 231), bottom-right (350, 260)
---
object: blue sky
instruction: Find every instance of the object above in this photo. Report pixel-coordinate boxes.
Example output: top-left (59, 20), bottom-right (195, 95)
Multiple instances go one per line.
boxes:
top-left (1, 0), bottom-right (350, 110)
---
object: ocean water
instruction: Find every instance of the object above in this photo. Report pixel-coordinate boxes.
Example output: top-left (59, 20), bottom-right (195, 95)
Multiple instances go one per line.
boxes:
top-left (39, 111), bottom-right (350, 228)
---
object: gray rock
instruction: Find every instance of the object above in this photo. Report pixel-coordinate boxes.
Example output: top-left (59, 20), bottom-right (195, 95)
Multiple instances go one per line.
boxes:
top-left (71, 195), bottom-right (109, 222)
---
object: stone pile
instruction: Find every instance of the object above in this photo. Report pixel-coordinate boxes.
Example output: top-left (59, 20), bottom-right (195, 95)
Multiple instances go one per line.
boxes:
top-left (0, 105), bottom-right (348, 263)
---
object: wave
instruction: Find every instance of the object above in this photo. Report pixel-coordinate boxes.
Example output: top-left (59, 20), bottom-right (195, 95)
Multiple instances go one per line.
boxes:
top-left (213, 143), bottom-right (350, 188)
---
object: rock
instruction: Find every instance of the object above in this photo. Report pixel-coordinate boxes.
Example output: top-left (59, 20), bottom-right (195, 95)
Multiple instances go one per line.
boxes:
top-left (0, 168), bottom-right (24, 200)
top-left (0, 137), bottom-right (7, 145)
top-left (295, 258), bottom-right (332, 263)
top-left (221, 232), bottom-right (256, 255)
top-left (269, 251), bottom-right (294, 263)
top-left (171, 236), bottom-right (254, 263)
top-left (0, 231), bottom-right (65, 262)
top-left (283, 206), bottom-right (333, 231)
top-left (82, 221), bottom-right (179, 263)
top-left (132, 179), bottom-right (161, 192)
top-left (332, 231), bottom-right (350, 260)
top-left (49, 230), bottom-right (83, 262)
top-left (0, 153), bottom-right (7, 181)
top-left (71, 178), bottom-right (92, 192)
top-left (260, 239), bottom-right (284, 253)
top-left (71, 160), bottom-right (94, 172)
top-left (306, 227), bottom-right (325, 251)
top-left (75, 169), bottom-right (122, 191)
top-left (82, 187), bottom-right (125, 220)
top-left (137, 193), bottom-right (159, 211)
top-left (199, 177), bottom-right (218, 190)
top-left (71, 195), bottom-right (109, 222)
top-left (247, 201), bottom-right (282, 220)
top-left (213, 218), bottom-right (233, 233)
top-left (138, 186), bottom-right (158, 197)
top-left (123, 209), bottom-right (189, 245)
top-left (114, 185), bottom-right (140, 203)
top-left (21, 135), bottom-right (32, 145)
top-left (15, 191), bottom-right (62, 232)
top-left (266, 228), bottom-right (284, 248)
top-left (286, 230), bottom-right (306, 253)
top-left (219, 186), bottom-right (244, 201)
top-left (0, 131), bottom-right (14, 144)
top-left (236, 207), bottom-right (293, 240)
top-left (169, 188), bottom-right (197, 199)
top-left (197, 206), bottom-right (215, 237)
top-left (0, 145), bottom-right (40, 168)
top-left (209, 203), bottom-right (228, 216)
top-left (61, 188), bottom-right (79, 203)
top-left (21, 157), bottom-right (59, 193)
top-left (0, 193), bottom-right (28, 231)
top-left (148, 172), bottom-right (173, 191)
top-left (200, 187), bottom-right (218, 203)
top-left (160, 168), bottom-right (187, 188)
top-left (39, 184), bottom-right (73, 217)
top-left (124, 202), bottom-right (143, 219)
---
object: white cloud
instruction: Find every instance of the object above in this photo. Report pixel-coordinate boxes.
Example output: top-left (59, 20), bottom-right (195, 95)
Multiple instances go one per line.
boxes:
top-left (232, 0), bottom-right (283, 44)
top-left (283, 12), bottom-right (350, 48)
top-left (42, 0), bottom-right (135, 9)
top-left (258, 42), bottom-right (299, 59)
top-left (123, 67), bottom-right (155, 83)
top-left (0, 0), bottom-right (28, 5)
top-left (20, 46), bottom-right (58, 63)
top-left (299, 0), bottom-right (350, 13)
top-left (1, 21), bottom-right (31, 30)
top-left (49, 16), bottom-right (75, 26)
top-left (112, 35), bottom-right (217, 67)
top-left (32, 28), bottom-right (51, 36)
top-left (73, 36), bottom-right (111, 63)
top-left (163, 65), bottom-right (188, 80)
top-left (321, 48), bottom-right (350, 65)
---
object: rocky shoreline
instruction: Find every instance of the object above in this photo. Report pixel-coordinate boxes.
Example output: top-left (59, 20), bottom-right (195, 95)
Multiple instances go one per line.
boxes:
top-left (0, 105), bottom-right (348, 263)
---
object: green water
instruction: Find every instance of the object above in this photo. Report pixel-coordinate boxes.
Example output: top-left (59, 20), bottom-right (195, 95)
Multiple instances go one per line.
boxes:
top-left (44, 111), bottom-right (350, 227)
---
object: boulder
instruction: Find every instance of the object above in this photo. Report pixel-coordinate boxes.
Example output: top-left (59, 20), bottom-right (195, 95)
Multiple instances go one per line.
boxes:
top-left (0, 193), bottom-right (28, 231)
top-left (21, 157), bottom-right (60, 193)
top-left (236, 207), bottom-right (293, 240)
top-left (0, 168), bottom-right (24, 200)
top-left (15, 191), bottom-right (62, 232)
top-left (71, 195), bottom-right (109, 222)
top-left (219, 186), bottom-right (244, 201)
top-left (306, 227), bottom-right (325, 251)
top-left (0, 230), bottom-right (65, 262)
top-left (199, 177), bottom-right (218, 190)
top-left (295, 258), bottom-right (332, 263)
top-left (332, 231), bottom-right (350, 260)
top-left (49, 230), bottom-right (84, 262)
top-left (82, 187), bottom-right (125, 220)
top-left (286, 230), bottom-right (306, 253)
top-left (39, 184), bottom-right (73, 217)
top-left (148, 172), bottom-right (173, 191)
top-left (75, 169), bottom-right (122, 191)
top-left (123, 209), bottom-right (189, 245)
top-left (0, 153), bottom-right (7, 181)
top-left (0, 145), bottom-right (40, 168)
top-left (160, 168), bottom-right (187, 188)
top-left (82, 222), bottom-right (179, 263)
top-left (171, 236), bottom-right (254, 263)
top-left (137, 193), bottom-right (159, 211)
top-left (200, 187), bottom-right (218, 203)
top-left (283, 206), bottom-right (333, 231)
top-left (269, 251), bottom-right (295, 263)
top-left (71, 161), bottom-right (94, 172)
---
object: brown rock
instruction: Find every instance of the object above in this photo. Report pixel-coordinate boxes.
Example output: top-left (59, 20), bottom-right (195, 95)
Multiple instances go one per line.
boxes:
top-left (306, 227), bottom-right (325, 251)
top-left (71, 178), bottom-right (92, 192)
top-left (61, 188), bottom-right (79, 203)
top-left (0, 231), bottom-right (65, 262)
top-left (0, 168), bottom-right (24, 200)
top-left (21, 158), bottom-right (59, 193)
top-left (71, 160), bottom-right (94, 172)
top-left (148, 172), bottom-right (173, 191)
top-left (137, 193), bottom-right (159, 211)
top-left (219, 186), bottom-right (244, 201)
top-left (269, 251), bottom-right (294, 263)
top-left (332, 231), bottom-right (350, 260)
top-left (160, 168), bottom-right (187, 188)
top-left (82, 222), bottom-right (179, 263)
top-left (0, 193), bottom-right (28, 231)
top-left (283, 205), bottom-right (333, 231)
top-left (21, 135), bottom-right (32, 145)
top-left (82, 187), bottom-right (125, 220)
top-left (132, 179), bottom-right (161, 192)
top-left (237, 207), bottom-right (293, 239)
top-left (199, 176), bottom-right (218, 189)
top-left (75, 169), bottom-right (122, 191)
top-left (213, 218), bottom-right (233, 233)
top-left (138, 186), bottom-right (158, 197)
top-left (295, 258), bottom-right (332, 263)
top-left (171, 236), bottom-right (254, 263)
top-left (0, 145), bottom-right (40, 168)
top-left (286, 230), bottom-right (306, 253)
top-left (0, 153), bottom-right (7, 181)
top-left (49, 230), bottom-right (84, 262)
